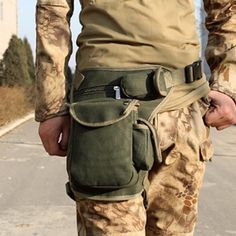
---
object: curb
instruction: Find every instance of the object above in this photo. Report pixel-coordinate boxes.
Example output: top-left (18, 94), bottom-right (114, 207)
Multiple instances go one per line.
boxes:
top-left (0, 113), bottom-right (35, 137)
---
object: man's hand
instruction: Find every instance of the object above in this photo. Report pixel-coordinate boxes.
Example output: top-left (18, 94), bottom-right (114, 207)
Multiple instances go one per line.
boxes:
top-left (204, 91), bottom-right (236, 130)
top-left (39, 115), bottom-right (71, 156)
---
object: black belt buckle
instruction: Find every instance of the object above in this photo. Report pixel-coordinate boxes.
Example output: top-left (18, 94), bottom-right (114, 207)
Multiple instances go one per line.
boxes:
top-left (184, 60), bottom-right (202, 83)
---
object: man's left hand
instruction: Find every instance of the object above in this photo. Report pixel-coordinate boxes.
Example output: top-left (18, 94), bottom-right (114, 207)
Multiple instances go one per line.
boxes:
top-left (204, 90), bottom-right (236, 130)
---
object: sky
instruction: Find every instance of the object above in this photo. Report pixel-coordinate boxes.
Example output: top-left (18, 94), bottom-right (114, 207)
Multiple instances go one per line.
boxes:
top-left (18, 0), bottom-right (203, 69)
top-left (18, 0), bottom-right (81, 69)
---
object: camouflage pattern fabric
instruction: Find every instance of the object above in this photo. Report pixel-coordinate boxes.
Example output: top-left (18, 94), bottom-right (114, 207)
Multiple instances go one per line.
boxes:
top-left (204, 0), bottom-right (236, 102)
top-left (35, 0), bottom-right (236, 122)
top-left (76, 196), bottom-right (146, 236)
top-left (35, 0), bottom-right (73, 121)
top-left (75, 99), bottom-right (213, 236)
top-left (35, 0), bottom-right (233, 235)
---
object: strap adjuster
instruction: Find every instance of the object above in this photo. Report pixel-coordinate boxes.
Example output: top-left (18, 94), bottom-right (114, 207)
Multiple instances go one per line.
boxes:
top-left (184, 60), bottom-right (202, 83)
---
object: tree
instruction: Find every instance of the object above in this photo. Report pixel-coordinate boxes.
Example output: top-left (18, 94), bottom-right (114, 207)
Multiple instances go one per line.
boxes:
top-left (23, 37), bottom-right (35, 81)
top-left (2, 35), bottom-right (31, 86)
top-left (0, 60), bottom-right (4, 86)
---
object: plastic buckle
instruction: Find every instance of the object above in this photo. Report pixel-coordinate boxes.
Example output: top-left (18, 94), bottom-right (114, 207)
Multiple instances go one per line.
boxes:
top-left (185, 60), bottom-right (202, 83)
top-left (153, 66), bottom-right (173, 97)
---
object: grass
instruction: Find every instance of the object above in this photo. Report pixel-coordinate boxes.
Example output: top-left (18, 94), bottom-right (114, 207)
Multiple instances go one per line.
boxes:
top-left (0, 86), bottom-right (35, 126)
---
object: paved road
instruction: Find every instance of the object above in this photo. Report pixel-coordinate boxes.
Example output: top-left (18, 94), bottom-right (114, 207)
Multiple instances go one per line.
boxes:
top-left (196, 127), bottom-right (236, 236)
top-left (0, 119), bottom-right (235, 236)
top-left (0, 120), bottom-right (76, 236)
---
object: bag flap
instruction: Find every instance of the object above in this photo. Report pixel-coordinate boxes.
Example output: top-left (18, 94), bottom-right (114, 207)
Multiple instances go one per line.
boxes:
top-left (69, 99), bottom-right (139, 127)
top-left (121, 72), bottom-right (157, 99)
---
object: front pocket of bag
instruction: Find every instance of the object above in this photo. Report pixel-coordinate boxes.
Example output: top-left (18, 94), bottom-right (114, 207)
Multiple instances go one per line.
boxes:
top-left (133, 123), bottom-right (154, 170)
top-left (68, 99), bottom-right (139, 190)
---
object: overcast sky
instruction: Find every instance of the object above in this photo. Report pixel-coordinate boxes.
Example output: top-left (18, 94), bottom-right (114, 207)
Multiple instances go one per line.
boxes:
top-left (18, 0), bottom-right (203, 69)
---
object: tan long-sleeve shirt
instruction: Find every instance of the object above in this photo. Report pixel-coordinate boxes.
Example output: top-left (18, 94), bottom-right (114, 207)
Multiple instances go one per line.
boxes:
top-left (35, 0), bottom-right (236, 122)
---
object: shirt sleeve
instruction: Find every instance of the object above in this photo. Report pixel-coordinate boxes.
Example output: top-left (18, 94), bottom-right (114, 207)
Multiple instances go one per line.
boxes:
top-left (35, 0), bottom-right (74, 122)
top-left (204, 0), bottom-right (236, 102)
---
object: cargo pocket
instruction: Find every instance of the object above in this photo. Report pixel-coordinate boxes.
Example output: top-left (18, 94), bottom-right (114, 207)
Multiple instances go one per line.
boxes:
top-left (198, 97), bottom-right (214, 162)
top-left (68, 98), bottom-right (154, 192)
top-left (200, 138), bottom-right (214, 162)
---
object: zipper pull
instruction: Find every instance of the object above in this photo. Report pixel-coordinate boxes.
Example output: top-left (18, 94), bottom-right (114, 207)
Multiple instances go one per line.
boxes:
top-left (113, 86), bottom-right (121, 100)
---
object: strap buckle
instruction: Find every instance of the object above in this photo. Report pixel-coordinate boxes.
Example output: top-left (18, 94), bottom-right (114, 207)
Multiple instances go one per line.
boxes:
top-left (184, 60), bottom-right (202, 83)
top-left (153, 66), bottom-right (173, 97)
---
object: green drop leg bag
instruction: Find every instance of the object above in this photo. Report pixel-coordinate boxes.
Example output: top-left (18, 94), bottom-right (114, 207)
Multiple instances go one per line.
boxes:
top-left (68, 98), bottom-right (154, 198)
top-left (66, 67), bottom-right (210, 200)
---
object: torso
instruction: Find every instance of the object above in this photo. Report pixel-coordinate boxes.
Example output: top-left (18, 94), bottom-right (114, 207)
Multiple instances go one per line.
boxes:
top-left (77, 0), bottom-right (200, 71)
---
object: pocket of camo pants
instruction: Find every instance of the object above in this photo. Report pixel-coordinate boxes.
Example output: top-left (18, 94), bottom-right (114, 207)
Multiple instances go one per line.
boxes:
top-left (67, 98), bottom-right (154, 191)
top-left (198, 97), bottom-right (214, 162)
top-left (200, 136), bottom-right (214, 162)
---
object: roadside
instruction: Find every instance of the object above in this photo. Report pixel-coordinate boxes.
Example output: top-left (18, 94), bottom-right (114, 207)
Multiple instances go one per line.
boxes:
top-left (0, 112), bottom-right (34, 137)
top-left (0, 86), bottom-right (34, 127)
top-left (0, 85), bottom-right (35, 137)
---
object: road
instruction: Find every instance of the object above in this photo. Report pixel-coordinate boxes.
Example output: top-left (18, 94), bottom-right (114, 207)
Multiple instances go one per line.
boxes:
top-left (0, 120), bottom-right (76, 236)
top-left (0, 119), bottom-right (235, 236)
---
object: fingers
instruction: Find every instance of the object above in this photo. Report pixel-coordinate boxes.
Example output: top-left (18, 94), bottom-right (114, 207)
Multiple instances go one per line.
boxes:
top-left (204, 106), bottom-right (222, 126)
top-left (48, 134), bottom-right (67, 156)
top-left (39, 125), bottom-right (66, 156)
top-left (59, 122), bottom-right (71, 152)
top-left (205, 105), bottom-right (236, 130)
top-left (204, 91), bottom-right (236, 130)
top-left (38, 116), bottom-right (71, 157)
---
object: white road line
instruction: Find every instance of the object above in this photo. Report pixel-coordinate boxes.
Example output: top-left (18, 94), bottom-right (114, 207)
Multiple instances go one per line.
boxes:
top-left (0, 113), bottom-right (34, 137)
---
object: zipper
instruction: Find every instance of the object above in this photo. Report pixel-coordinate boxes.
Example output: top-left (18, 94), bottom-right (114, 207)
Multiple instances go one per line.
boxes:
top-left (74, 85), bottom-right (121, 100)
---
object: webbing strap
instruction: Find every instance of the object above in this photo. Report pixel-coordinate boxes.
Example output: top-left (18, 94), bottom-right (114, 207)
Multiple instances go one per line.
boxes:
top-left (154, 60), bottom-right (203, 96)
top-left (149, 76), bottom-right (210, 121)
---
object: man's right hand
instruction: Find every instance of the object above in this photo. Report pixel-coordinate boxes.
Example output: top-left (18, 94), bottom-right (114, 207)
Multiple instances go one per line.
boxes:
top-left (38, 115), bottom-right (71, 157)
top-left (204, 91), bottom-right (236, 130)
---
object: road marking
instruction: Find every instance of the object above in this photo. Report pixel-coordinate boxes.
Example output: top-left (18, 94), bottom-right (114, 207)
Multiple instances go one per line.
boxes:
top-left (0, 141), bottom-right (42, 146)
top-left (214, 153), bottom-right (236, 159)
top-left (225, 230), bottom-right (236, 235)
top-left (202, 182), bottom-right (216, 188)
top-left (0, 156), bottom-right (31, 162)
top-left (38, 166), bottom-right (45, 170)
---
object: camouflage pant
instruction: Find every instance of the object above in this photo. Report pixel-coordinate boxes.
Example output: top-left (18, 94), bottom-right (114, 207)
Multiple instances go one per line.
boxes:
top-left (76, 99), bottom-right (213, 236)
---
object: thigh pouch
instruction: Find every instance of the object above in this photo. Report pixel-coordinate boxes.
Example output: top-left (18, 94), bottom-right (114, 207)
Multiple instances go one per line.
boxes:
top-left (66, 63), bottom-right (210, 200)
top-left (68, 98), bottom-right (155, 199)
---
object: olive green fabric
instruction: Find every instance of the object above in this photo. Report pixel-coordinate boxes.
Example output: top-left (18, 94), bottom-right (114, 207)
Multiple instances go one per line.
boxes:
top-left (68, 98), bottom-right (153, 197)
top-left (66, 69), bottom-right (210, 200)
top-left (35, 0), bottom-right (236, 122)
top-left (77, 0), bottom-right (199, 70)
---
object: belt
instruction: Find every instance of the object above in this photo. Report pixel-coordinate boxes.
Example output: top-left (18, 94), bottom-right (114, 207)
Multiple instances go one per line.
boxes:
top-left (154, 60), bottom-right (202, 96)
top-left (73, 60), bottom-right (203, 101)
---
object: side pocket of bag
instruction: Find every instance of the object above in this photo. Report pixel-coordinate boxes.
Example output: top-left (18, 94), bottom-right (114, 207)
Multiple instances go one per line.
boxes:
top-left (133, 123), bottom-right (154, 171)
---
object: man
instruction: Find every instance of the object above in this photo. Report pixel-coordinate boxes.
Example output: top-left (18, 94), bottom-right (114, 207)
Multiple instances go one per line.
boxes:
top-left (35, 0), bottom-right (236, 235)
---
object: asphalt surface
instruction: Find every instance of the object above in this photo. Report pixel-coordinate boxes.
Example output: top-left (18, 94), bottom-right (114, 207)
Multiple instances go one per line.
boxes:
top-left (0, 119), bottom-right (76, 236)
top-left (0, 119), bottom-right (235, 236)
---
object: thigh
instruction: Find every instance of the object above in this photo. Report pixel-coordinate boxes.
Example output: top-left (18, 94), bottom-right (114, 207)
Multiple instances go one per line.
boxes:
top-left (146, 100), bottom-right (213, 236)
top-left (76, 195), bottom-right (146, 236)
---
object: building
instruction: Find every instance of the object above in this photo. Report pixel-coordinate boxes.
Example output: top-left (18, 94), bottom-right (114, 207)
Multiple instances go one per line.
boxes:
top-left (0, 0), bottom-right (18, 59)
